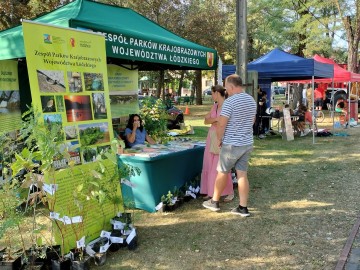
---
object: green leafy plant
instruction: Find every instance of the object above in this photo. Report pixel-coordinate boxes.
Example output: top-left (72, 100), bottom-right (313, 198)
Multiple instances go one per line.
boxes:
top-left (172, 186), bottom-right (184, 199)
top-left (161, 191), bottom-right (174, 206)
top-left (139, 97), bottom-right (169, 143)
top-left (111, 137), bottom-right (125, 155)
top-left (6, 107), bottom-right (142, 265)
top-left (10, 107), bottom-right (70, 261)
top-left (0, 178), bottom-right (27, 262)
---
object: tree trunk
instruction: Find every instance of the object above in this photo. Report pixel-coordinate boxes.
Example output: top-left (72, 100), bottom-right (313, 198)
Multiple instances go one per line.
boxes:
top-left (195, 70), bottom-right (202, 105)
top-left (348, 42), bottom-right (359, 73)
top-left (334, 1), bottom-right (360, 72)
top-left (177, 70), bottom-right (185, 96)
top-left (292, 84), bottom-right (302, 109)
top-left (157, 70), bottom-right (164, 98)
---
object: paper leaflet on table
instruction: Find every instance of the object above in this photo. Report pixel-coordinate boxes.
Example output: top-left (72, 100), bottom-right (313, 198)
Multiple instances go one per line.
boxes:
top-left (121, 178), bottom-right (137, 188)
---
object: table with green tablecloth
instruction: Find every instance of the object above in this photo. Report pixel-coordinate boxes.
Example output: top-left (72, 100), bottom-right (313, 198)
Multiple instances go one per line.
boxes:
top-left (118, 145), bottom-right (205, 212)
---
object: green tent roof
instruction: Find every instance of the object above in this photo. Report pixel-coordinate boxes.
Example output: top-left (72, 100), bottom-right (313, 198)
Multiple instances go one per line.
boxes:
top-left (0, 0), bottom-right (217, 70)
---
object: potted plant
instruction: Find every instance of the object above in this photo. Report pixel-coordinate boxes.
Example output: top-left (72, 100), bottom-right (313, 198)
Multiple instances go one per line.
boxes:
top-left (0, 131), bottom-right (48, 270)
top-left (10, 108), bottom-right (72, 270)
top-left (101, 146), bottom-right (141, 252)
top-left (0, 178), bottom-right (26, 270)
top-left (139, 97), bottom-right (169, 143)
top-left (7, 107), bottom-right (140, 270)
top-left (182, 182), bottom-right (193, 202)
top-left (160, 191), bottom-right (176, 212)
top-left (67, 192), bottom-right (91, 270)
top-left (172, 186), bottom-right (184, 207)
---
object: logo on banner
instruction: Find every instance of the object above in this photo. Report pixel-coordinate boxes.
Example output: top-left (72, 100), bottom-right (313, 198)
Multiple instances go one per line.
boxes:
top-left (70, 38), bottom-right (75, 47)
top-left (44, 34), bottom-right (52, 44)
top-left (207, 52), bottom-right (214, 67)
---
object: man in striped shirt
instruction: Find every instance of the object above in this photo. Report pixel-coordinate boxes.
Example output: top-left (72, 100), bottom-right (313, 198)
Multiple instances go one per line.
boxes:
top-left (202, 74), bottom-right (257, 216)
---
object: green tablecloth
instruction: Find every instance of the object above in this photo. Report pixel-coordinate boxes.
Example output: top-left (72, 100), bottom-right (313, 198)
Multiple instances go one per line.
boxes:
top-left (119, 146), bottom-right (204, 212)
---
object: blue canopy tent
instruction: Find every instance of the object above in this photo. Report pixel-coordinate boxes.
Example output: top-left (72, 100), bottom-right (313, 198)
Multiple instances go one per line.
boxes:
top-left (247, 48), bottom-right (333, 81)
top-left (222, 48), bottom-right (334, 106)
top-left (222, 65), bottom-right (236, 80)
top-left (222, 48), bottom-right (334, 81)
top-left (222, 48), bottom-right (334, 143)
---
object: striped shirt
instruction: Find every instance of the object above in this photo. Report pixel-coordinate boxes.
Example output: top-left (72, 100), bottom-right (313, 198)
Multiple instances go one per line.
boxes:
top-left (220, 92), bottom-right (257, 146)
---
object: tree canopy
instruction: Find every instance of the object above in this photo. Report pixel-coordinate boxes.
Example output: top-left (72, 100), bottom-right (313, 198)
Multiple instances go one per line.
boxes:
top-left (0, 0), bottom-right (357, 71)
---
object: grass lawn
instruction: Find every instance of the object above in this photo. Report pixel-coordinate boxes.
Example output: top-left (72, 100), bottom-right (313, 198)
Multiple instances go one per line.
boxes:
top-left (99, 102), bottom-right (360, 269)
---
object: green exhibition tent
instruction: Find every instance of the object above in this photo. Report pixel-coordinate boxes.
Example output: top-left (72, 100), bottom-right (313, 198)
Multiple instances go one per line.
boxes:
top-left (0, 0), bottom-right (217, 70)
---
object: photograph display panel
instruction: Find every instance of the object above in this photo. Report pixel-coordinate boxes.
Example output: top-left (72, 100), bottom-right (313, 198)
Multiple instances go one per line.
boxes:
top-left (23, 21), bottom-right (123, 253)
top-left (23, 21), bottom-right (114, 168)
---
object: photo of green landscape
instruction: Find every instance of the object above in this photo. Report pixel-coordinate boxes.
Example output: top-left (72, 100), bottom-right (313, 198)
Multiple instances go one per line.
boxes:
top-left (78, 122), bottom-right (110, 146)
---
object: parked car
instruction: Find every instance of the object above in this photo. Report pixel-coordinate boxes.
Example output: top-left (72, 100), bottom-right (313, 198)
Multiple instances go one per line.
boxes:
top-left (138, 95), bottom-right (184, 129)
top-left (272, 86), bottom-right (286, 95)
top-left (203, 89), bottom-right (212, 95)
top-left (324, 88), bottom-right (347, 107)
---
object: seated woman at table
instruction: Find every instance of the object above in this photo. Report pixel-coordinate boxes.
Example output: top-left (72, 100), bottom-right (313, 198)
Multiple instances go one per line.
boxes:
top-left (125, 114), bottom-right (156, 147)
top-left (293, 105), bottom-right (311, 136)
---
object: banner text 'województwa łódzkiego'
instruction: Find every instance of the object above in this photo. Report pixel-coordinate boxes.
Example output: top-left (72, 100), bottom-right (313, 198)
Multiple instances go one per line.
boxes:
top-left (73, 25), bottom-right (215, 69)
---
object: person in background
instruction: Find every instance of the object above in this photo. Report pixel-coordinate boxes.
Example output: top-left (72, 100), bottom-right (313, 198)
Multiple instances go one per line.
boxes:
top-left (314, 85), bottom-right (323, 111)
top-left (164, 94), bottom-right (173, 110)
top-left (200, 85), bottom-right (234, 202)
top-left (318, 83), bottom-right (327, 107)
top-left (257, 86), bottom-right (266, 102)
top-left (302, 85), bottom-right (307, 106)
top-left (184, 94), bottom-right (190, 105)
top-left (293, 104), bottom-right (311, 136)
top-left (336, 99), bottom-right (349, 127)
top-left (174, 93), bottom-right (179, 105)
top-left (306, 84), bottom-right (313, 108)
top-left (254, 87), bottom-right (270, 138)
top-left (125, 114), bottom-right (156, 147)
top-left (202, 74), bottom-right (257, 217)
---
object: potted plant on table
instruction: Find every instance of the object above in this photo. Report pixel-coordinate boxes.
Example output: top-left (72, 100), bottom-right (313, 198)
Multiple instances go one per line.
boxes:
top-left (139, 97), bottom-right (169, 144)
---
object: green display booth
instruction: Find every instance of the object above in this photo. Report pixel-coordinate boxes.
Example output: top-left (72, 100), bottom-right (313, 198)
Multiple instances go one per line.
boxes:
top-left (119, 146), bottom-right (205, 213)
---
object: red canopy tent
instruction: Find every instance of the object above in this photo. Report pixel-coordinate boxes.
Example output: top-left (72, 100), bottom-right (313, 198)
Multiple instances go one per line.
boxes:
top-left (288, 55), bottom-right (360, 83)
top-left (283, 55), bottom-right (360, 134)
top-left (313, 55), bottom-right (360, 82)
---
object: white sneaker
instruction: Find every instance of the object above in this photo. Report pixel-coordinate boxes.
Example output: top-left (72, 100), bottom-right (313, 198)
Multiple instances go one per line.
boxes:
top-left (300, 132), bottom-right (305, 137)
top-left (304, 129), bottom-right (311, 136)
top-left (350, 120), bottom-right (357, 127)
